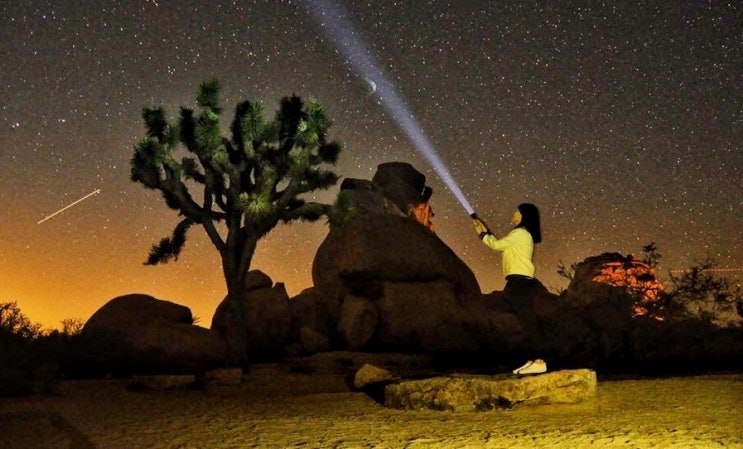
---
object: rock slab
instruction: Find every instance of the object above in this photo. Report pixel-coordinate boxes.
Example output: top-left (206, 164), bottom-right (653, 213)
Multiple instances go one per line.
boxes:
top-left (384, 369), bottom-right (597, 411)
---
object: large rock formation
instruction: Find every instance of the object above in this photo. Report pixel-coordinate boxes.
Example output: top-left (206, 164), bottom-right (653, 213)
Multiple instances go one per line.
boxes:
top-left (535, 253), bottom-right (743, 372)
top-left (565, 252), bottom-right (664, 317)
top-left (312, 164), bottom-right (480, 305)
top-left (307, 162), bottom-right (523, 354)
top-left (82, 294), bottom-right (227, 374)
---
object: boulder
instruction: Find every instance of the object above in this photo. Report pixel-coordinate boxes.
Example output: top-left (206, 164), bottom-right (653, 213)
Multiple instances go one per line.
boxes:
top-left (545, 254), bottom-right (661, 362)
top-left (384, 369), bottom-right (597, 411)
top-left (471, 306), bottom-right (525, 352)
top-left (82, 294), bottom-right (227, 374)
top-left (313, 163), bottom-right (480, 309)
top-left (288, 287), bottom-right (337, 342)
top-left (371, 161), bottom-right (427, 213)
top-left (84, 293), bottom-right (192, 329)
top-left (244, 270), bottom-right (274, 291)
top-left (565, 253), bottom-right (664, 317)
top-left (353, 363), bottom-right (399, 389)
top-left (312, 209), bottom-right (481, 306)
top-left (337, 295), bottom-right (378, 350)
top-left (211, 271), bottom-right (292, 361)
top-left (376, 279), bottom-right (484, 353)
top-left (298, 326), bottom-right (332, 354)
top-left (337, 178), bottom-right (406, 217)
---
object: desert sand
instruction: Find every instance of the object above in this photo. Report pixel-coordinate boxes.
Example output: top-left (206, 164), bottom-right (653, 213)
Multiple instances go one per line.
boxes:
top-left (1, 364), bottom-right (740, 449)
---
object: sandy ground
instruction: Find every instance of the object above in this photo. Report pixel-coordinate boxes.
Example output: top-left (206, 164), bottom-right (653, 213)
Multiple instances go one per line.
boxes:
top-left (0, 366), bottom-right (741, 449)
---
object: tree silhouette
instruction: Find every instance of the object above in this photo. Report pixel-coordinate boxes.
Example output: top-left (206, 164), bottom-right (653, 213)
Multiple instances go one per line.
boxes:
top-left (130, 80), bottom-right (343, 304)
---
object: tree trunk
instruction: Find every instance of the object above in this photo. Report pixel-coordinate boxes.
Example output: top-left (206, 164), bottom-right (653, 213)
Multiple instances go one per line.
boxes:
top-left (220, 292), bottom-right (249, 367)
top-left (218, 234), bottom-right (258, 367)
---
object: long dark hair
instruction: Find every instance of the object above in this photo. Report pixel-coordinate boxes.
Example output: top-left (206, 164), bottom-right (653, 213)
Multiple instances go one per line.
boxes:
top-left (516, 203), bottom-right (542, 244)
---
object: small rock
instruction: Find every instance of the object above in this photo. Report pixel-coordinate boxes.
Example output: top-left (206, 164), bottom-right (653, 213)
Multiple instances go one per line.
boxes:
top-left (353, 364), bottom-right (399, 389)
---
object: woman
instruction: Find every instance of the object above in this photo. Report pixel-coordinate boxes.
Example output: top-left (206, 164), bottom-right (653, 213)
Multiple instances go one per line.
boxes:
top-left (473, 203), bottom-right (545, 375)
top-left (473, 203), bottom-right (542, 284)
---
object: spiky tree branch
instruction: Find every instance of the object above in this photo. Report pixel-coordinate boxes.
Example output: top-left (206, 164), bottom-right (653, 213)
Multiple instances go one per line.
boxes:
top-left (130, 80), bottom-right (343, 298)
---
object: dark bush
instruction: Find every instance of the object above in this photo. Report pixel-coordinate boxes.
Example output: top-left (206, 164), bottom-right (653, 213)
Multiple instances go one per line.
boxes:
top-left (0, 330), bottom-right (62, 396)
top-left (529, 289), bottom-right (743, 376)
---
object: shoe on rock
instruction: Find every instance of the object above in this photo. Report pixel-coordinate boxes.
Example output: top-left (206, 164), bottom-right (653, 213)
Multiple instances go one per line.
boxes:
top-left (513, 359), bottom-right (547, 375)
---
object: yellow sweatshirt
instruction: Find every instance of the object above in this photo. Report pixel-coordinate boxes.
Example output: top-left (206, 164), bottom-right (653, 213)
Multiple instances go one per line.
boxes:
top-left (480, 227), bottom-right (535, 278)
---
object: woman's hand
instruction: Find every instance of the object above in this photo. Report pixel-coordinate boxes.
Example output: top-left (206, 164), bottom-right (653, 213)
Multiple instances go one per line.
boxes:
top-left (473, 218), bottom-right (488, 235)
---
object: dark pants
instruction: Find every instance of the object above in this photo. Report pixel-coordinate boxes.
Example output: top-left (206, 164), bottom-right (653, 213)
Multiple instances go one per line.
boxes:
top-left (504, 275), bottom-right (544, 353)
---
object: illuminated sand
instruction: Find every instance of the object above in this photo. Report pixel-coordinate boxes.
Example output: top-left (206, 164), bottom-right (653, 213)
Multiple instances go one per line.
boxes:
top-left (1, 367), bottom-right (740, 448)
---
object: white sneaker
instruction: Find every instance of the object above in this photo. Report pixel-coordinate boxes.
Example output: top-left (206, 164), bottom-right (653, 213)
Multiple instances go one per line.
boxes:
top-left (513, 359), bottom-right (547, 375)
top-left (513, 360), bottom-right (534, 374)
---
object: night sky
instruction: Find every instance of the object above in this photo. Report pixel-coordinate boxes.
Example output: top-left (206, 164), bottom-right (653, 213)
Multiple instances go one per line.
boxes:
top-left (2, 1), bottom-right (740, 329)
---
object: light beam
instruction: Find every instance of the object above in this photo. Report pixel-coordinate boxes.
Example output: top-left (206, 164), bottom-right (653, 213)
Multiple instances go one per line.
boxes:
top-left (303, 0), bottom-right (475, 215)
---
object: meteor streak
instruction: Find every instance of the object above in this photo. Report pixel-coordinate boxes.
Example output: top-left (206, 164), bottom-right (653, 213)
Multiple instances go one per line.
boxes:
top-left (37, 189), bottom-right (101, 224)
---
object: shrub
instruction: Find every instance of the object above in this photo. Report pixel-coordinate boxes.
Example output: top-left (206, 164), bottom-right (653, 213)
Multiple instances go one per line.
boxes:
top-left (666, 259), bottom-right (742, 327)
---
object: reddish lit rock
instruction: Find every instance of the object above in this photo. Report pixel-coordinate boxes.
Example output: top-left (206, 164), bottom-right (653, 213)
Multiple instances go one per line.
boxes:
top-left (567, 253), bottom-right (665, 318)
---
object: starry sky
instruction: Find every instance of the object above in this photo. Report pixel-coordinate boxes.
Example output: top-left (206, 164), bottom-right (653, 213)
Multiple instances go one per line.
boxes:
top-left (1, 1), bottom-right (741, 329)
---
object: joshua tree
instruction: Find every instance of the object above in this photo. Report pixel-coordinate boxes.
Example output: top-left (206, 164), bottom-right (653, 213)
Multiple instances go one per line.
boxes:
top-left (130, 80), bottom-right (343, 305)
